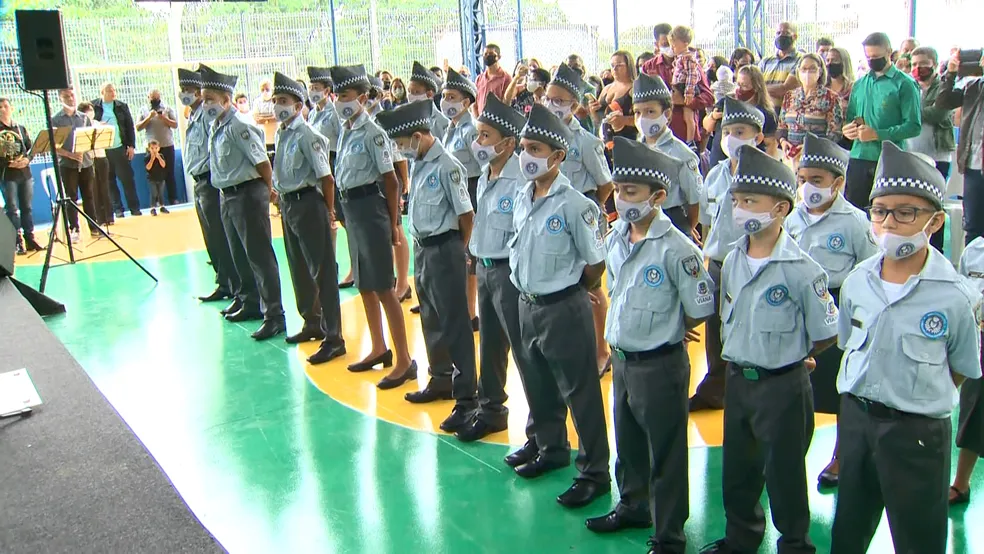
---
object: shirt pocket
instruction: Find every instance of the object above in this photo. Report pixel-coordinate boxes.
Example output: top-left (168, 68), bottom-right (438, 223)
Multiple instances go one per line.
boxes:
top-left (290, 152), bottom-right (307, 178)
top-left (489, 212), bottom-right (513, 250)
top-left (752, 303), bottom-right (798, 352)
top-left (901, 333), bottom-right (948, 401)
top-left (809, 246), bottom-right (854, 277)
top-left (622, 286), bottom-right (676, 337)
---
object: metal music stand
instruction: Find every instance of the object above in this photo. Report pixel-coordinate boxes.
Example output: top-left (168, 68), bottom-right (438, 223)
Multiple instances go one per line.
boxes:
top-left (73, 126), bottom-right (134, 243)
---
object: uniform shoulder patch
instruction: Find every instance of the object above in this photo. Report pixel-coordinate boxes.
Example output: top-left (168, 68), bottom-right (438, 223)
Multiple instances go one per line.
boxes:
top-left (450, 168), bottom-right (461, 184)
top-left (812, 277), bottom-right (829, 300)
top-left (595, 143), bottom-right (604, 156)
top-left (580, 207), bottom-right (596, 227)
top-left (240, 130), bottom-right (250, 140)
top-left (681, 255), bottom-right (702, 279)
top-left (312, 140), bottom-right (323, 152)
top-left (373, 134), bottom-right (385, 147)
top-left (695, 279), bottom-right (713, 305)
top-left (687, 158), bottom-right (699, 171)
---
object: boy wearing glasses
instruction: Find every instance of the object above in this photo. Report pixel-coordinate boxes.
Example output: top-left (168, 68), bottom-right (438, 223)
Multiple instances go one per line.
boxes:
top-left (830, 141), bottom-right (982, 554)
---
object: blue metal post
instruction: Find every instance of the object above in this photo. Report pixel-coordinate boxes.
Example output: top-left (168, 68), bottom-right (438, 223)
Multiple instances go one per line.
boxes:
top-left (908, 0), bottom-right (917, 38)
top-left (459, 0), bottom-right (485, 78)
top-left (515, 0), bottom-right (524, 61)
top-left (613, 0), bottom-right (619, 51)
top-left (328, 0), bottom-right (340, 65)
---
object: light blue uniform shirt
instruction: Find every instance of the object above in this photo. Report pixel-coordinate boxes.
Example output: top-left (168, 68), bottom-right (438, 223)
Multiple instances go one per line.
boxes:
top-left (702, 160), bottom-right (742, 262)
top-left (443, 111), bottom-right (482, 179)
top-left (720, 230), bottom-right (838, 369)
top-left (307, 102), bottom-right (340, 152)
top-left (100, 100), bottom-right (123, 149)
top-left (960, 237), bottom-right (984, 288)
top-left (184, 104), bottom-right (210, 177)
top-left (335, 110), bottom-right (394, 191)
top-left (430, 109), bottom-right (450, 146)
top-left (509, 173), bottom-right (606, 295)
top-left (208, 109), bottom-right (269, 189)
top-left (643, 127), bottom-right (703, 210)
top-left (469, 154), bottom-right (523, 260)
top-left (273, 115), bottom-right (332, 194)
top-left (785, 193), bottom-right (879, 288)
top-left (605, 211), bottom-right (715, 351)
top-left (407, 140), bottom-right (473, 239)
top-left (560, 117), bottom-right (612, 196)
top-left (837, 249), bottom-right (983, 418)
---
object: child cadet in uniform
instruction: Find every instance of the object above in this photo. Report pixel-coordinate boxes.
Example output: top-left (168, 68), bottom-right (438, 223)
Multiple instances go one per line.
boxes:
top-left (376, 100), bottom-right (477, 429)
top-left (409, 61), bottom-right (450, 141)
top-left (181, 67), bottom-right (238, 306)
top-left (455, 93), bottom-right (529, 442)
top-left (544, 62), bottom-right (615, 376)
top-left (270, 72), bottom-right (346, 365)
top-left (329, 64), bottom-right (417, 386)
top-left (783, 132), bottom-right (878, 488)
top-left (831, 141), bottom-right (983, 554)
top-left (631, 73), bottom-right (703, 243)
top-left (200, 65), bottom-right (285, 341)
top-left (505, 103), bottom-right (611, 509)
top-left (700, 145), bottom-right (837, 554)
top-left (585, 137), bottom-right (714, 554)
top-left (690, 98), bottom-right (766, 413)
top-left (441, 68), bottom-right (482, 328)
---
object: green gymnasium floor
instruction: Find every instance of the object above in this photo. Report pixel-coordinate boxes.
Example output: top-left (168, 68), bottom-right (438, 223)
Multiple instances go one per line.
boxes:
top-left (11, 219), bottom-right (984, 554)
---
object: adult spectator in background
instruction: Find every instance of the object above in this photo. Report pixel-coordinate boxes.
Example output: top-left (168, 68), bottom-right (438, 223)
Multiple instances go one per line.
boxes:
top-left (474, 44), bottom-right (509, 115)
top-left (504, 63), bottom-right (548, 117)
top-left (430, 65), bottom-right (444, 111)
top-left (937, 49), bottom-right (984, 244)
top-left (234, 92), bottom-right (251, 115)
top-left (707, 55), bottom-right (729, 83)
top-left (52, 87), bottom-right (96, 242)
top-left (390, 77), bottom-right (408, 107)
top-left (253, 80), bottom-right (277, 151)
top-left (91, 82), bottom-right (140, 217)
top-left (0, 97), bottom-right (41, 253)
top-left (816, 37), bottom-right (834, 56)
top-left (591, 50), bottom-right (638, 150)
top-left (899, 37), bottom-right (918, 58)
top-left (636, 52), bottom-right (654, 76)
top-left (564, 54), bottom-right (597, 134)
top-left (703, 64), bottom-right (778, 167)
top-left (729, 47), bottom-right (756, 73)
top-left (430, 65), bottom-right (444, 85)
top-left (375, 70), bottom-right (394, 92)
top-left (825, 47), bottom-right (856, 153)
top-left (907, 46), bottom-right (954, 252)
top-left (599, 69), bottom-right (615, 87)
top-left (641, 22), bottom-right (674, 76)
top-left (136, 89), bottom-right (178, 205)
top-left (778, 53), bottom-right (843, 157)
top-left (759, 22), bottom-right (802, 114)
top-left (78, 102), bottom-right (113, 228)
top-left (842, 32), bottom-right (922, 209)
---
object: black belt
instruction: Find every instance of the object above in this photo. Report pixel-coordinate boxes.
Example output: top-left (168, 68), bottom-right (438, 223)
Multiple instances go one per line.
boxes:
top-left (414, 230), bottom-right (458, 248)
top-left (478, 257), bottom-right (508, 268)
top-left (520, 284), bottom-right (581, 306)
top-left (340, 183), bottom-right (379, 201)
top-left (612, 341), bottom-right (683, 362)
top-left (193, 171), bottom-right (210, 183)
top-left (729, 361), bottom-right (803, 381)
top-left (220, 178), bottom-right (263, 194)
top-left (848, 394), bottom-right (931, 420)
top-left (280, 187), bottom-right (320, 201)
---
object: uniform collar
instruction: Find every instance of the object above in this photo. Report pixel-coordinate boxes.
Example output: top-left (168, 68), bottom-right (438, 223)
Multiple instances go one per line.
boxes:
top-left (490, 153), bottom-right (522, 181)
top-left (859, 247), bottom-right (959, 284)
top-left (281, 114), bottom-right (305, 132)
top-left (566, 116), bottom-right (582, 132)
top-left (451, 111), bottom-right (472, 128)
top-left (520, 172), bottom-right (572, 200)
top-left (612, 208), bottom-right (674, 242)
top-left (655, 126), bottom-right (675, 146)
top-left (421, 138), bottom-right (447, 162)
top-left (213, 107), bottom-right (236, 131)
top-left (346, 109), bottom-right (370, 130)
top-left (735, 228), bottom-right (802, 262)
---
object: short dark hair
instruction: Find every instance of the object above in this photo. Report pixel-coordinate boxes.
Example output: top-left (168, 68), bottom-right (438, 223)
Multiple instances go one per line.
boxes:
top-left (77, 101), bottom-right (92, 112)
top-left (0, 97), bottom-right (9, 106)
top-left (816, 37), bottom-right (834, 48)
top-left (653, 23), bottom-right (672, 39)
top-left (429, 66), bottom-right (442, 74)
top-left (234, 92), bottom-right (248, 102)
top-left (862, 32), bottom-right (892, 50)
top-left (637, 52), bottom-right (655, 65)
top-left (486, 43), bottom-right (501, 56)
top-left (531, 68), bottom-right (551, 83)
top-left (911, 46), bottom-right (938, 65)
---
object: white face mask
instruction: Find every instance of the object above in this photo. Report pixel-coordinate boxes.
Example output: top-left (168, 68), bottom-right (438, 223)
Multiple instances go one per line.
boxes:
top-left (441, 98), bottom-right (465, 118)
top-left (660, 46), bottom-right (674, 57)
top-left (519, 150), bottom-right (553, 180)
top-left (527, 81), bottom-right (543, 92)
top-left (544, 98), bottom-right (572, 120)
top-left (471, 138), bottom-right (505, 164)
top-left (801, 182), bottom-right (837, 209)
top-left (873, 220), bottom-right (933, 260)
top-left (722, 135), bottom-right (756, 159)
top-left (615, 192), bottom-right (657, 223)
top-left (733, 205), bottom-right (777, 234)
top-left (203, 102), bottom-right (224, 120)
top-left (309, 91), bottom-right (325, 104)
top-left (398, 135), bottom-right (420, 159)
top-left (179, 92), bottom-right (196, 107)
top-left (407, 92), bottom-right (429, 103)
top-left (274, 104), bottom-right (296, 122)
top-left (637, 114), bottom-right (668, 138)
top-left (334, 98), bottom-right (361, 120)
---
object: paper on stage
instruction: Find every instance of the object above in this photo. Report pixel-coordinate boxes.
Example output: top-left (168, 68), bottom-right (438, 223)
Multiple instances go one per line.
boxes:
top-left (0, 368), bottom-right (42, 415)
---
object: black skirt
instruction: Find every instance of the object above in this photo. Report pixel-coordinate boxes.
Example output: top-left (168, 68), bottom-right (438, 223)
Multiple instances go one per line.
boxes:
top-left (809, 287), bottom-right (843, 414)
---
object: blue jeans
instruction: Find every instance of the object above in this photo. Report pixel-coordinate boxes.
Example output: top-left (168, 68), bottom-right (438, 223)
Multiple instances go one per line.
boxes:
top-left (1, 178), bottom-right (34, 238)
top-left (963, 169), bottom-right (984, 245)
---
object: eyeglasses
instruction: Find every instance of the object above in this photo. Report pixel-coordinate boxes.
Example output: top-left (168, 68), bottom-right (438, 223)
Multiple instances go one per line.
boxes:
top-left (867, 206), bottom-right (933, 224)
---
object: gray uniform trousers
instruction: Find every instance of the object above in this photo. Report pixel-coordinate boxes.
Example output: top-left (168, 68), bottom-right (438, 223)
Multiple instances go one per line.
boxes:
top-left (476, 260), bottom-right (528, 430)
top-left (722, 362), bottom-right (815, 554)
top-left (612, 344), bottom-right (690, 553)
top-left (280, 189), bottom-right (344, 345)
top-left (694, 259), bottom-right (727, 405)
top-left (414, 232), bottom-right (477, 408)
top-left (194, 172), bottom-right (238, 296)
top-left (513, 287), bottom-right (611, 484)
top-left (831, 395), bottom-right (951, 554)
top-left (219, 179), bottom-right (284, 321)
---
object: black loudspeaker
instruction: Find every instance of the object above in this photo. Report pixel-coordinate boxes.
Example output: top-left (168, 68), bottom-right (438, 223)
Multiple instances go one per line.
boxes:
top-left (0, 213), bottom-right (14, 278)
top-left (15, 10), bottom-right (70, 91)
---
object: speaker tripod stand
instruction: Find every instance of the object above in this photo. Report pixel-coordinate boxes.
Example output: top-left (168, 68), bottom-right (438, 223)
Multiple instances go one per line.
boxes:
top-left (37, 89), bottom-right (157, 293)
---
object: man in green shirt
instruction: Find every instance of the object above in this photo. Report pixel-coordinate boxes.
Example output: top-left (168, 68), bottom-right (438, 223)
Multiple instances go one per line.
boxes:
top-left (842, 32), bottom-right (922, 209)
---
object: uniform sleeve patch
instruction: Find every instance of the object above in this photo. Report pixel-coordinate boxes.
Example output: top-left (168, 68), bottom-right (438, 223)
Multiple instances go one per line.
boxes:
top-left (581, 207), bottom-right (596, 227)
top-left (594, 143), bottom-right (604, 156)
top-left (373, 134), bottom-right (385, 147)
top-left (695, 280), bottom-right (714, 305)
top-left (450, 169), bottom-right (461, 184)
top-left (382, 148), bottom-right (392, 162)
top-left (812, 277), bottom-right (829, 300)
top-left (687, 158), bottom-right (698, 171)
top-left (240, 130), bottom-right (250, 140)
top-left (312, 140), bottom-right (323, 152)
top-left (824, 299), bottom-right (838, 325)
top-left (681, 255), bottom-right (702, 279)
top-left (458, 185), bottom-right (470, 204)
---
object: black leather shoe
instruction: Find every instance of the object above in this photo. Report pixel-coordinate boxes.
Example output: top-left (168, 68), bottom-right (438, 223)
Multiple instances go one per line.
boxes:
top-left (818, 468), bottom-right (839, 489)
top-left (585, 510), bottom-right (651, 533)
top-left (198, 288), bottom-right (232, 303)
top-left (456, 417), bottom-right (507, 443)
top-left (397, 287), bottom-right (412, 302)
top-left (307, 342), bottom-right (346, 364)
top-left (471, 317), bottom-right (479, 332)
top-left (251, 319), bottom-right (286, 341)
top-left (347, 350), bottom-right (394, 372)
top-left (688, 394), bottom-right (723, 412)
top-left (377, 361), bottom-right (418, 390)
top-left (339, 279), bottom-right (355, 289)
top-left (698, 539), bottom-right (738, 554)
top-left (24, 236), bottom-right (44, 252)
top-left (409, 305), bottom-right (421, 314)
top-left (220, 299), bottom-right (243, 315)
top-left (557, 479), bottom-right (610, 508)
top-left (225, 308), bottom-right (263, 322)
top-left (439, 405), bottom-right (476, 433)
top-left (514, 454), bottom-right (570, 479)
top-left (504, 440), bottom-right (538, 467)
top-left (286, 328), bottom-right (327, 345)
top-left (404, 381), bottom-right (453, 404)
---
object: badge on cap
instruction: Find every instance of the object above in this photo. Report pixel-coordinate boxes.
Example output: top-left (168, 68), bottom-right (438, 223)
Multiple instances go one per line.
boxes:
top-left (919, 311), bottom-right (947, 339)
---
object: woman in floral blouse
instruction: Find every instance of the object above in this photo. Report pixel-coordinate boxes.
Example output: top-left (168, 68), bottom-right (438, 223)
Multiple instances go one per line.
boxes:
top-left (778, 53), bottom-right (844, 160)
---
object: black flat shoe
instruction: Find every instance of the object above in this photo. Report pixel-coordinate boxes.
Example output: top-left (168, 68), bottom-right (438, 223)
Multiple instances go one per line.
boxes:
top-left (404, 381), bottom-right (453, 404)
top-left (818, 468), bottom-right (839, 489)
top-left (307, 342), bottom-right (346, 365)
top-left (377, 361), bottom-right (418, 390)
top-left (585, 510), bottom-right (651, 533)
top-left (698, 539), bottom-right (739, 554)
top-left (504, 440), bottom-right (538, 467)
top-left (409, 305), bottom-right (421, 314)
top-left (286, 328), bottom-right (327, 345)
top-left (557, 479), bottom-right (610, 508)
top-left (198, 288), bottom-right (232, 303)
top-left (397, 287), bottom-right (412, 302)
top-left (339, 279), bottom-right (355, 289)
top-left (471, 316), bottom-right (479, 332)
top-left (347, 350), bottom-right (394, 372)
top-left (514, 454), bottom-right (570, 479)
top-left (949, 485), bottom-right (972, 506)
top-left (455, 417), bottom-right (507, 443)
top-left (225, 308), bottom-right (263, 322)
top-left (220, 299), bottom-right (243, 315)
top-left (439, 405), bottom-right (476, 433)
top-left (688, 394), bottom-right (723, 412)
top-left (251, 319), bottom-right (286, 341)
